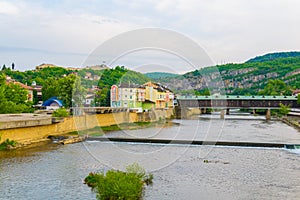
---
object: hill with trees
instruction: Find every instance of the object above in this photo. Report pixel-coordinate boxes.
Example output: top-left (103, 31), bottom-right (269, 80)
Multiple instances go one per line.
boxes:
top-left (144, 72), bottom-right (179, 81)
top-left (0, 65), bottom-right (151, 108)
top-left (246, 51), bottom-right (300, 63)
top-left (158, 52), bottom-right (300, 95)
top-left (1, 51), bottom-right (300, 113)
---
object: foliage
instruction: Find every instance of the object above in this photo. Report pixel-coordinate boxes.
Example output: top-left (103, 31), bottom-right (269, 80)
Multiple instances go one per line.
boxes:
top-left (298, 95), bottom-right (300, 105)
top-left (158, 54), bottom-right (300, 95)
top-left (42, 74), bottom-right (86, 108)
top-left (96, 66), bottom-right (151, 106)
top-left (52, 108), bottom-right (69, 117)
top-left (246, 51), bottom-right (300, 63)
top-left (42, 77), bottom-right (59, 101)
top-left (3, 66), bottom-right (69, 86)
top-left (0, 139), bottom-right (17, 150)
top-left (144, 72), bottom-right (178, 81)
top-left (0, 74), bottom-right (33, 114)
top-left (258, 79), bottom-right (292, 96)
top-left (125, 163), bottom-right (153, 185)
top-left (84, 163), bottom-right (153, 200)
top-left (277, 103), bottom-right (290, 117)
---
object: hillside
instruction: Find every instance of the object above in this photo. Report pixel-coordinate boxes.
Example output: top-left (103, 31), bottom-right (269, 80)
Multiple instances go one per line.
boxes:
top-left (144, 72), bottom-right (179, 81)
top-left (2, 64), bottom-right (150, 91)
top-left (158, 54), bottom-right (300, 95)
top-left (246, 51), bottom-right (300, 63)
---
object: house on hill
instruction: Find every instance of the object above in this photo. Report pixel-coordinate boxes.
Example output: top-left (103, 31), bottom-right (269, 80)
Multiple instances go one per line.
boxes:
top-left (293, 89), bottom-right (300, 96)
top-left (35, 63), bottom-right (60, 70)
top-left (5, 76), bottom-right (34, 102)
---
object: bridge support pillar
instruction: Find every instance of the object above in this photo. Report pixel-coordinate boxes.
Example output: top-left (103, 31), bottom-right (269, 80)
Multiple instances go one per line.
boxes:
top-left (266, 109), bottom-right (271, 120)
top-left (220, 110), bottom-right (225, 119)
top-left (226, 108), bottom-right (230, 115)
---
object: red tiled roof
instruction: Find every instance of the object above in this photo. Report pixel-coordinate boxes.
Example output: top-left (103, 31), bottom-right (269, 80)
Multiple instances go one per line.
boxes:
top-left (13, 82), bottom-right (34, 90)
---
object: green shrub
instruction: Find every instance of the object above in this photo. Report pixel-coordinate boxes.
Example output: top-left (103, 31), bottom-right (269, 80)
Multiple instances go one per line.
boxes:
top-left (0, 139), bottom-right (17, 150)
top-left (52, 108), bottom-right (69, 117)
top-left (84, 163), bottom-right (153, 200)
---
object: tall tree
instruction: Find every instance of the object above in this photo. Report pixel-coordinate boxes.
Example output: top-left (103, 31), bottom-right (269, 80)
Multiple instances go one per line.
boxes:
top-left (0, 74), bottom-right (32, 113)
top-left (258, 79), bottom-right (292, 96)
top-left (42, 77), bottom-right (59, 101)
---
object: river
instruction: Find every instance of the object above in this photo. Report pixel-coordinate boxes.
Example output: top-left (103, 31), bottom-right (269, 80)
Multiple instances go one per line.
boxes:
top-left (1, 115), bottom-right (300, 199)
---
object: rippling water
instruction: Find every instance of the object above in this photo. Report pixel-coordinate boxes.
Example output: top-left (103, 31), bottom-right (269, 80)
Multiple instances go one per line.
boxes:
top-left (1, 116), bottom-right (300, 200)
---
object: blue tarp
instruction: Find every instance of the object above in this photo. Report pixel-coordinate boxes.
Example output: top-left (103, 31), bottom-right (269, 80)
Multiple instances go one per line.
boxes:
top-left (42, 97), bottom-right (63, 107)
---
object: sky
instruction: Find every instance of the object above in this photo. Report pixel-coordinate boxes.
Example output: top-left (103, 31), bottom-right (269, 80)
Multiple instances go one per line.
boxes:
top-left (1, 0), bottom-right (300, 73)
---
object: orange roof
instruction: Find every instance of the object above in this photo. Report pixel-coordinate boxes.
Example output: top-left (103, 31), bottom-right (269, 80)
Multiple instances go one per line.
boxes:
top-left (14, 82), bottom-right (34, 90)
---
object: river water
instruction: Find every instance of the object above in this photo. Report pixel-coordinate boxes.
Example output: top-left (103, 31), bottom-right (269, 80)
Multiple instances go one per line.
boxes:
top-left (1, 115), bottom-right (300, 200)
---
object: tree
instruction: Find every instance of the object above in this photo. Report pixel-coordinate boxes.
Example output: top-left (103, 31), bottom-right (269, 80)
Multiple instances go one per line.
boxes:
top-left (278, 103), bottom-right (290, 117)
top-left (42, 77), bottom-right (59, 101)
top-left (42, 75), bottom-right (86, 108)
top-left (258, 79), bottom-right (292, 96)
top-left (2, 64), bottom-right (6, 71)
top-left (70, 75), bottom-right (86, 107)
top-left (298, 95), bottom-right (300, 105)
top-left (0, 74), bottom-right (32, 114)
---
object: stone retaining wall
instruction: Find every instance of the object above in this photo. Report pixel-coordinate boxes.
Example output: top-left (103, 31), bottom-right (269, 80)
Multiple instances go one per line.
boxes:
top-left (0, 109), bottom-right (174, 145)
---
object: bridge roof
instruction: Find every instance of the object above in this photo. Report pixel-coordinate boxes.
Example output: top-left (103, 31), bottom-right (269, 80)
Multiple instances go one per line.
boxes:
top-left (176, 95), bottom-right (298, 100)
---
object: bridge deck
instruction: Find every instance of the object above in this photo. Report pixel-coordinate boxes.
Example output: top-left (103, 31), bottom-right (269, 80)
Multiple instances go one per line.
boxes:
top-left (177, 95), bottom-right (298, 100)
top-left (176, 95), bottom-right (299, 108)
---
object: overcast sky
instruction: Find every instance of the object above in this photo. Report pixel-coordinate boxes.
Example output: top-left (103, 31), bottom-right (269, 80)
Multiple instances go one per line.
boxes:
top-left (1, 0), bottom-right (300, 73)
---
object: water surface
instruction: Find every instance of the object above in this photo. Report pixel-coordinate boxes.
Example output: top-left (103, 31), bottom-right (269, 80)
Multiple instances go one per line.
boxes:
top-left (1, 116), bottom-right (300, 200)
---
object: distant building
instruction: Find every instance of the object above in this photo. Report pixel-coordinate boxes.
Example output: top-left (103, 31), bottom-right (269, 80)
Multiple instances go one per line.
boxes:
top-left (118, 83), bottom-right (139, 108)
top-left (110, 82), bottom-right (174, 110)
top-left (5, 76), bottom-right (34, 102)
top-left (31, 81), bottom-right (43, 101)
top-left (36, 63), bottom-right (59, 71)
top-left (293, 89), bottom-right (300, 96)
top-left (84, 93), bottom-right (95, 107)
top-left (143, 82), bottom-right (175, 109)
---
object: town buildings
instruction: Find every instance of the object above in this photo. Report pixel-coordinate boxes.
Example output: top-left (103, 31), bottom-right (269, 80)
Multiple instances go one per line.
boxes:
top-left (111, 82), bottom-right (175, 111)
top-left (5, 76), bottom-right (34, 102)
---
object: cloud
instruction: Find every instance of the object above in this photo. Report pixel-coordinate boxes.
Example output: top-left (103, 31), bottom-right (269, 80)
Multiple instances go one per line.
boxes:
top-left (0, 0), bottom-right (139, 69)
top-left (1, 0), bottom-right (300, 70)
top-left (0, 1), bottom-right (19, 15)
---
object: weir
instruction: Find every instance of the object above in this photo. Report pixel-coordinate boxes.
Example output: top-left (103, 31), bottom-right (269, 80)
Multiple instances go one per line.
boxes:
top-left (86, 137), bottom-right (300, 149)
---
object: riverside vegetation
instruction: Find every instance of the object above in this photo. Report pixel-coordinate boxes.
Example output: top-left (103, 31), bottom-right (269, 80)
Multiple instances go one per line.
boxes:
top-left (84, 163), bottom-right (153, 200)
top-left (0, 136), bottom-right (17, 150)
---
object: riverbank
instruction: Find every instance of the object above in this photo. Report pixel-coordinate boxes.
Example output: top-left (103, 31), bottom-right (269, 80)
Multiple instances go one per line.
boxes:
top-left (0, 109), bottom-right (174, 149)
top-left (282, 116), bottom-right (300, 132)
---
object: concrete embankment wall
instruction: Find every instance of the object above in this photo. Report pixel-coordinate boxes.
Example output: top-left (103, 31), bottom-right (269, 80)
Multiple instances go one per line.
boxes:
top-left (0, 109), bottom-right (174, 144)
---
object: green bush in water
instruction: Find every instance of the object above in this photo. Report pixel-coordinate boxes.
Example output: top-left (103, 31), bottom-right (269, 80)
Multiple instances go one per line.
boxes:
top-left (84, 163), bottom-right (153, 200)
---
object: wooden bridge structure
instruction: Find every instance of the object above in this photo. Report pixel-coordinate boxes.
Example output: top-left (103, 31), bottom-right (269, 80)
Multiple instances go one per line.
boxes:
top-left (176, 95), bottom-right (299, 120)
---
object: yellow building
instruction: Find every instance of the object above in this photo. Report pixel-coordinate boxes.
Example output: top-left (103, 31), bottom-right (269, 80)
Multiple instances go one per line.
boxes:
top-left (143, 82), bottom-right (174, 109)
